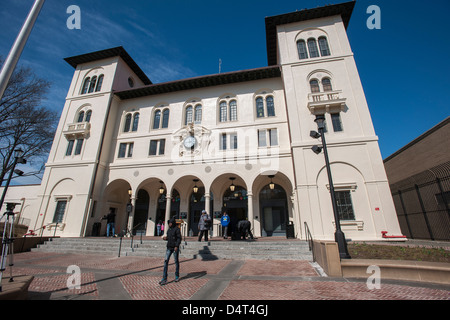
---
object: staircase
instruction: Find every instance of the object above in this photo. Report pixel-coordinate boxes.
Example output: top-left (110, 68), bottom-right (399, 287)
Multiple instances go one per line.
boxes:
top-left (32, 237), bottom-right (313, 260)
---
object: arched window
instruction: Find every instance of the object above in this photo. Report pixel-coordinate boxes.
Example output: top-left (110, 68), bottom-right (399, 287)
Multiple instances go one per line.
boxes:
top-left (307, 38), bottom-right (319, 58)
top-left (256, 97), bottom-right (264, 118)
top-left (219, 101), bottom-right (227, 122)
top-left (229, 100), bottom-right (237, 121)
top-left (297, 40), bottom-right (308, 60)
top-left (132, 113), bottom-right (139, 132)
top-left (162, 109), bottom-right (170, 128)
top-left (81, 77), bottom-right (90, 94)
top-left (88, 76), bottom-right (97, 93)
top-left (266, 96), bottom-right (275, 117)
top-left (185, 106), bottom-right (193, 125)
top-left (95, 74), bottom-right (104, 92)
top-left (85, 110), bottom-right (92, 123)
top-left (318, 37), bottom-right (331, 57)
top-left (124, 114), bottom-right (132, 132)
top-left (322, 78), bottom-right (332, 92)
top-left (77, 111), bottom-right (85, 123)
top-left (153, 110), bottom-right (161, 129)
top-left (194, 105), bottom-right (202, 124)
top-left (310, 80), bottom-right (320, 93)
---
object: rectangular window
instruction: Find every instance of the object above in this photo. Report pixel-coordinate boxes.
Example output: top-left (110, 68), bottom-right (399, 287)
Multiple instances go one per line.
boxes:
top-left (269, 129), bottom-right (278, 146)
top-left (159, 139), bottom-right (165, 155)
top-left (258, 129), bottom-right (278, 147)
top-left (127, 142), bottom-right (134, 157)
top-left (335, 191), bottom-right (355, 220)
top-left (258, 130), bottom-right (266, 147)
top-left (118, 143), bottom-right (127, 158)
top-left (331, 113), bottom-right (343, 132)
top-left (230, 133), bottom-right (238, 149)
top-left (53, 200), bottom-right (67, 223)
top-left (74, 139), bottom-right (83, 155)
top-left (220, 133), bottom-right (227, 150)
top-left (66, 140), bottom-right (75, 156)
top-left (149, 139), bottom-right (165, 156)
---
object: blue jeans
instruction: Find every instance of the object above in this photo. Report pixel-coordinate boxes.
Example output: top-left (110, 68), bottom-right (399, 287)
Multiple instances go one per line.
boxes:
top-left (162, 248), bottom-right (179, 281)
top-left (107, 222), bottom-right (115, 237)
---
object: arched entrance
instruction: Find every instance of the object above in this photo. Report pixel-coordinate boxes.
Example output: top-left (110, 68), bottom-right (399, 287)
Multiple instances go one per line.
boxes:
top-left (154, 189), bottom-right (180, 235)
top-left (189, 187), bottom-right (213, 236)
top-left (259, 184), bottom-right (288, 236)
top-left (223, 186), bottom-right (248, 235)
top-left (133, 189), bottom-right (149, 235)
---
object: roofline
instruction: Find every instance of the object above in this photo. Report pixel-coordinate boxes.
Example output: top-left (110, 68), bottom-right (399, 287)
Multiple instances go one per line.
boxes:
top-left (265, 1), bottom-right (356, 66)
top-left (64, 46), bottom-right (152, 85)
top-left (115, 65), bottom-right (282, 100)
top-left (384, 117), bottom-right (450, 163)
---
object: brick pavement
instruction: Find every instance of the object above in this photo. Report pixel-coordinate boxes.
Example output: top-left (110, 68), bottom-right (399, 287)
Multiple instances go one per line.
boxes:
top-left (6, 251), bottom-right (450, 301)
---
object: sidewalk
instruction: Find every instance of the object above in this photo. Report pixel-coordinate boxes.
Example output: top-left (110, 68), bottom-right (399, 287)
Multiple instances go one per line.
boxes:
top-left (7, 250), bottom-right (450, 300)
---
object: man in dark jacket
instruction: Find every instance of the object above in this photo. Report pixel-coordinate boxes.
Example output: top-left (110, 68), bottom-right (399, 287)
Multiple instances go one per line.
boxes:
top-left (237, 219), bottom-right (254, 240)
top-left (160, 217), bottom-right (182, 285)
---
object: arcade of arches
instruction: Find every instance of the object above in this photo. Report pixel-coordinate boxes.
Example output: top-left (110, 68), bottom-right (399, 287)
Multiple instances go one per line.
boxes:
top-left (99, 173), bottom-right (295, 238)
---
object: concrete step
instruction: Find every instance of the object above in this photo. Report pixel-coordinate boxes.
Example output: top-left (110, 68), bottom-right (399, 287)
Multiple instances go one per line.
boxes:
top-left (32, 237), bottom-right (313, 260)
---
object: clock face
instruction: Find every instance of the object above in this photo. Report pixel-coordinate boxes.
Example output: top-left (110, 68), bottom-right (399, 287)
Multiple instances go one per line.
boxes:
top-left (183, 136), bottom-right (197, 149)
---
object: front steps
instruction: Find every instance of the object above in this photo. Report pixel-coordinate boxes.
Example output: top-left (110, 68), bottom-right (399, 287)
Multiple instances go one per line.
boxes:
top-left (32, 237), bottom-right (313, 260)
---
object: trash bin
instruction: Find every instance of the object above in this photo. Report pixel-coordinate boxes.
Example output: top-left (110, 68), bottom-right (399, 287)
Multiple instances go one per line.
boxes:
top-left (92, 222), bottom-right (101, 236)
top-left (286, 222), bottom-right (295, 239)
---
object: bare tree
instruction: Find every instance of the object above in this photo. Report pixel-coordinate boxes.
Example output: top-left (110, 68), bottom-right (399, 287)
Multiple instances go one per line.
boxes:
top-left (0, 58), bottom-right (56, 184)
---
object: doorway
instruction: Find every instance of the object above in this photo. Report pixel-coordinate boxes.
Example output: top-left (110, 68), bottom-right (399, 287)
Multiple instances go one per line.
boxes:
top-left (133, 189), bottom-right (149, 235)
top-left (189, 187), bottom-right (213, 236)
top-left (259, 184), bottom-right (288, 237)
top-left (223, 186), bottom-right (248, 235)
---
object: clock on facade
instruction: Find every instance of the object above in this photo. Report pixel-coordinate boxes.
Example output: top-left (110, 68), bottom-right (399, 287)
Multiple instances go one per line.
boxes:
top-left (183, 135), bottom-right (197, 149)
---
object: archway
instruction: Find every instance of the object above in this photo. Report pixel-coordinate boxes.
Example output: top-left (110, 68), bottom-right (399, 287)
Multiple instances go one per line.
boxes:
top-left (223, 186), bottom-right (248, 235)
top-left (259, 184), bottom-right (288, 236)
top-left (155, 189), bottom-right (180, 235)
top-left (133, 189), bottom-right (149, 235)
top-left (189, 187), bottom-right (213, 236)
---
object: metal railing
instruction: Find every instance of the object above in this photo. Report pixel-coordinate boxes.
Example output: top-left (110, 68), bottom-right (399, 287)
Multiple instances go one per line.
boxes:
top-left (304, 222), bottom-right (315, 262)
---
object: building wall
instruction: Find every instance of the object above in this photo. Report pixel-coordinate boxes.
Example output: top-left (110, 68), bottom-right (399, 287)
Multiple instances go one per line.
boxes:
top-left (2, 6), bottom-right (404, 241)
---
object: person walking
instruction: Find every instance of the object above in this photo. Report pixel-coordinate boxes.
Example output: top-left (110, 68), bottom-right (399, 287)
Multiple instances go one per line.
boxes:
top-left (160, 217), bottom-right (182, 285)
top-left (198, 210), bottom-right (211, 242)
top-left (221, 211), bottom-right (230, 239)
top-left (102, 209), bottom-right (116, 237)
top-left (157, 220), bottom-right (162, 236)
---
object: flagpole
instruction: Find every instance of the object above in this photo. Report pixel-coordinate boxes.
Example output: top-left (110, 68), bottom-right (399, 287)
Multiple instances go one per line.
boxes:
top-left (0, 0), bottom-right (45, 100)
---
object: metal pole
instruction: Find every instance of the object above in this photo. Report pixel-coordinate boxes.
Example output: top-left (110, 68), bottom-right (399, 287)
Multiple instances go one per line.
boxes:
top-left (0, 0), bottom-right (45, 100)
top-left (0, 157), bottom-right (19, 211)
top-left (316, 116), bottom-right (350, 259)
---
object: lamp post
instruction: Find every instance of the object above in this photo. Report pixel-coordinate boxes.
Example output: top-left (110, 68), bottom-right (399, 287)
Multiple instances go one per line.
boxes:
top-left (311, 115), bottom-right (350, 259)
top-left (0, 149), bottom-right (27, 211)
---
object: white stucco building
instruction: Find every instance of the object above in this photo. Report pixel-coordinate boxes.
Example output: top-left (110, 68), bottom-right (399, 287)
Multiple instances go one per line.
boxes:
top-left (2, 2), bottom-right (403, 241)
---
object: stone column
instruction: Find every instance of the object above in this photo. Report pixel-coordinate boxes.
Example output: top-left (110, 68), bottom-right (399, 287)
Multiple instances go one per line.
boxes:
top-left (163, 194), bottom-right (171, 237)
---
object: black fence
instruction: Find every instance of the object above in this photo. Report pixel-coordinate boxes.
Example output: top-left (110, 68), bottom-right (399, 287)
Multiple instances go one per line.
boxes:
top-left (390, 161), bottom-right (450, 241)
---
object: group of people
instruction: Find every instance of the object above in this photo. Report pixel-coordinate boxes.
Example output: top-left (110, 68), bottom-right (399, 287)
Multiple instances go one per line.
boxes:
top-left (198, 210), bottom-right (254, 241)
top-left (159, 210), bottom-right (254, 285)
top-left (101, 208), bottom-right (253, 286)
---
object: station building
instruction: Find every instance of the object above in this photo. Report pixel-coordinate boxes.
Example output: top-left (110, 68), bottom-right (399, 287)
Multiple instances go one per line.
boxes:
top-left (3, 1), bottom-right (403, 241)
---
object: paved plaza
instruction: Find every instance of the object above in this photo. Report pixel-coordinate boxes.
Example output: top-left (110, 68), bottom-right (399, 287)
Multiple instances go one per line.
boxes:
top-left (7, 250), bottom-right (450, 301)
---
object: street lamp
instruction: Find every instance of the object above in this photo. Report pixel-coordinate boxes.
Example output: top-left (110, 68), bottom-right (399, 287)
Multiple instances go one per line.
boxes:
top-left (0, 148), bottom-right (27, 211)
top-left (311, 115), bottom-right (351, 259)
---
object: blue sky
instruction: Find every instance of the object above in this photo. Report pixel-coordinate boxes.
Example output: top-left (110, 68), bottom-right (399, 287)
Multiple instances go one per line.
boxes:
top-left (1, 0), bottom-right (449, 185)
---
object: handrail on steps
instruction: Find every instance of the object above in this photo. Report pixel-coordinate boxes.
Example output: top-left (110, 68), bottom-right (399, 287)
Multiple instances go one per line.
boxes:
top-left (304, 222), bottom-right (315, 262)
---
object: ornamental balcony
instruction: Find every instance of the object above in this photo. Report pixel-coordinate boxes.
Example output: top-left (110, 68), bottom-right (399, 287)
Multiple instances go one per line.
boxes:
top-left (307, 90), bottom-right (346, 114)
top-left (63, 122), bottom-right (91, 138)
